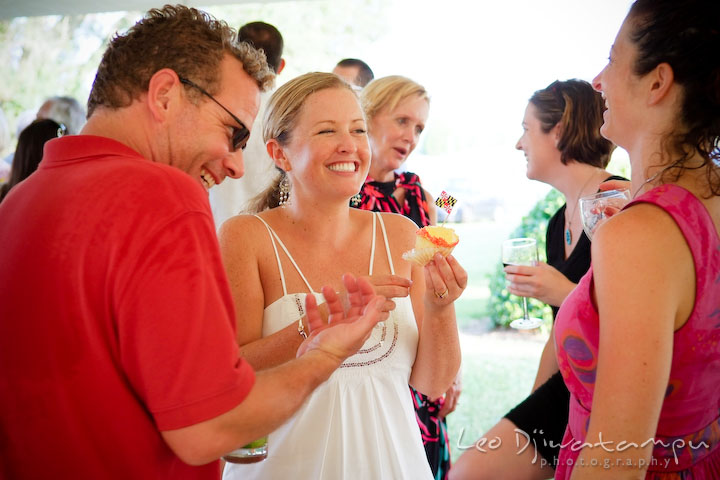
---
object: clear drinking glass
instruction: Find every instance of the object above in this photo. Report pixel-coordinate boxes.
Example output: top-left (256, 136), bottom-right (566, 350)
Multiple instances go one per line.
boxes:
top-left (222, 437), bottom-right (268, 464)
top-left (502, 238), bottom-right (543, 330)
top-left (579, 189), bottom-right (630, 240)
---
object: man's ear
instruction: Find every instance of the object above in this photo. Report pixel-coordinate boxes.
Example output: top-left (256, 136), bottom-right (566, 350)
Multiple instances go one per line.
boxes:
top-left (277, 58), bottom-right (286, 75)
top-left (267, 139), bottom-right (291, 171)
top-left (146, 68), bottom-right (182, 122)
top-left (647, 62), bottom-right (675, 106)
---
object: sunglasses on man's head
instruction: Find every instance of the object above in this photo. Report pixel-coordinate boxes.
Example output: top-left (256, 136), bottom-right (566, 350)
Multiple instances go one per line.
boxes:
top-left (178, 76), bottom-right (251, 152)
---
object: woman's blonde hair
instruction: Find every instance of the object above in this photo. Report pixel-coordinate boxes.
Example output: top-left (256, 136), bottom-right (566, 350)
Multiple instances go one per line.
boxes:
top-left (248, 72), bottom-right (357, 212)
top-left (361, 75), bottom-right (429, 122)
top-left (263, 72), bottom-right (355, 146)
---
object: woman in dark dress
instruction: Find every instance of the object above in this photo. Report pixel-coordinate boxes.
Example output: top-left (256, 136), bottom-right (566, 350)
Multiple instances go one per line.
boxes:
top-left (451, 79), bottom-right (620, 480)
top-left (352, 75), bottom-right (458, 480)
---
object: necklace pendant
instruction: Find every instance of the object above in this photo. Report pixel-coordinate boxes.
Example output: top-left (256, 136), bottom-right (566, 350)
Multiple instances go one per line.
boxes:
top-left (565, 228), bottom-right (572, 246)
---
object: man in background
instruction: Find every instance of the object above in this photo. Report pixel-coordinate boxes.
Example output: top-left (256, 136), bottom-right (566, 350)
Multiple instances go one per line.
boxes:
top-left (210, 21), bottom-right (285, 229)
top-left (37, 95), bottom-right (86, 134)
top-left (332, 58), bottom-right (374, 89)
top-left (3, 96), bottom-right (85, 168)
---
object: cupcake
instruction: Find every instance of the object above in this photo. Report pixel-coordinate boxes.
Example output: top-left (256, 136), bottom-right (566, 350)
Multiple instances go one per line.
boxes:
top-left (402, 226), bottom-right (459, 266)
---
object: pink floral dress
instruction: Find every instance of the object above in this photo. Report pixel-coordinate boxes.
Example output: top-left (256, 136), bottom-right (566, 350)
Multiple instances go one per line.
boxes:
top-left (555, 184), bottom-right (720, 479)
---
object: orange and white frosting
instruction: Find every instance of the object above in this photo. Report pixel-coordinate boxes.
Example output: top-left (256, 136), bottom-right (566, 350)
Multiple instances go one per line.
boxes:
top-left (415, 226), bottom-right (459, 249)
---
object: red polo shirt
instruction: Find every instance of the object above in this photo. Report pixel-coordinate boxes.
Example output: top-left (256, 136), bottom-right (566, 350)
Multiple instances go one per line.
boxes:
top-left (0, 136), bottom-right (255, 479)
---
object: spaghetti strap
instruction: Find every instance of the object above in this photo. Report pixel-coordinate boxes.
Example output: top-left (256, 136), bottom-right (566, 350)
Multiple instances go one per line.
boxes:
top-left (253, 215), bottom-right (288, 296)
top-left (252, 215), bottom-right (315, 293)
top-left (376, 213), bottom-right (395, 275)
top-left (369, 212), bottom-right (377, 275)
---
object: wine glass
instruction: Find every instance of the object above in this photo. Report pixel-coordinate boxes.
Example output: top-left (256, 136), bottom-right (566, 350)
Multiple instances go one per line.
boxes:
top-left (579, 189), bottom-right (630, 240)
top-left (502, 238), bottom-right (543, 330)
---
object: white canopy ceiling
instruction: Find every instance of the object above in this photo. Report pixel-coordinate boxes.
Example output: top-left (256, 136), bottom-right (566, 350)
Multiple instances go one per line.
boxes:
top-left (0, 0), bottom-right (280, 20)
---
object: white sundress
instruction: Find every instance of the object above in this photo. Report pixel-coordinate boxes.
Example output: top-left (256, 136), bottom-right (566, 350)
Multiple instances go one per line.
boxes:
top-left (223, 212), bottom-right (433, 480)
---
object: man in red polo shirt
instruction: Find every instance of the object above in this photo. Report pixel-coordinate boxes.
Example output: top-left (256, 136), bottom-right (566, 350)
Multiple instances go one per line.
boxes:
top-left (0, 5), bottom-right (384, 479)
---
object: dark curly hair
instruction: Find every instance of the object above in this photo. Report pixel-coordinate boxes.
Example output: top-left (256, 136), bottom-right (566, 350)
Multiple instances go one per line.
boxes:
top-left (529, 79), bottom-right (615, 168)
top-left (627, 0), bottom-right (720, 195)
top-left (87, 4), bottom-right (275, 116)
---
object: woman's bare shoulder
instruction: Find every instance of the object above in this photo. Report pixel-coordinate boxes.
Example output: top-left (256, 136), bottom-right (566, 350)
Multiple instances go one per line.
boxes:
top-left (597, 201), bottom-right (684, 245)
top-left (218, 213), bottom-right (270, 249)
top-left (377, 211), bottom-right (420, 234)
top-left (373, 212), bottom-right (420, 254)
top-left (592, 201), bottom-right (692, 276)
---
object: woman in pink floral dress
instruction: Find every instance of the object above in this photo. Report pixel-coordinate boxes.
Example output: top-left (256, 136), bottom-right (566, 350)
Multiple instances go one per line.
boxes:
top-left (554, 0), bottom-right (720, 478)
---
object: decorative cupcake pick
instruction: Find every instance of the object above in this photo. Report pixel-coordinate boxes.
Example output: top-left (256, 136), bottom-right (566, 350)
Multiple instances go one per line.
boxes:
top-left (402, 191), bottom-right (460, 266)
top-left (435, 190), bottom-right (458, 226)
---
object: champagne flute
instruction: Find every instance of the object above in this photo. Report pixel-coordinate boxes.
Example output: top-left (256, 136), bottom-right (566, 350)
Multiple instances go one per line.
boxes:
top-left (502, 238), bottom-right (543, 330)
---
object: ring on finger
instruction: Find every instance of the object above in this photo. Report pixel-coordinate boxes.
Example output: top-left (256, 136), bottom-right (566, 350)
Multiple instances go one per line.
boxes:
top-left (434, 289), bottom-right (449, 299)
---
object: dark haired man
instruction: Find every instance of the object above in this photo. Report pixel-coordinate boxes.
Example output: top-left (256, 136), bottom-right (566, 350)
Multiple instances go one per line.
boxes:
top-left (36, 95), bottom-right (86, 135)
top-left (238, 21), bottom-right (285, 74)
top-left (333, 58), bottom-right (375, 88)
top-left (0, 6), bottom-right (383, 479)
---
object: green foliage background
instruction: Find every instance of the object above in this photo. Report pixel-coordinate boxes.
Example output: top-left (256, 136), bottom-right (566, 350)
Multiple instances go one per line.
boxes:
top-left (486, 189), bottom-right (564, 328)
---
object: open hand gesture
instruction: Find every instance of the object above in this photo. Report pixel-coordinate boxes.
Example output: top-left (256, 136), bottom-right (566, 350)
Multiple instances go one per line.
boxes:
top-left (296, 274), bottom-right (386, 362)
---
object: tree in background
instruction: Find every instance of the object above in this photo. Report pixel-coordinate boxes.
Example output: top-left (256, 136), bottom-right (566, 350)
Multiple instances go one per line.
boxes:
top-left (0, 13), bottom-right (139, 150)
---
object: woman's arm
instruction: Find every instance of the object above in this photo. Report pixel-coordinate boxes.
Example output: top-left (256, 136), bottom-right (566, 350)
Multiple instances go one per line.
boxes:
top-left (409, 255), bottom-right (465, 399)
top-left (386, 214), bottom-right (464, 399)
top-left (438, 370), bottom-right (462, 418)
top-left (218, 216), bottom-right (307, 370)
top-left (569, 204), bottom-right (695, 479)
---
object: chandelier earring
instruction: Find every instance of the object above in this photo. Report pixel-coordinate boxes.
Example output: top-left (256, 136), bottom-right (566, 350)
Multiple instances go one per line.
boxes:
top-left (278, 173), bottom-right (291, 207)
